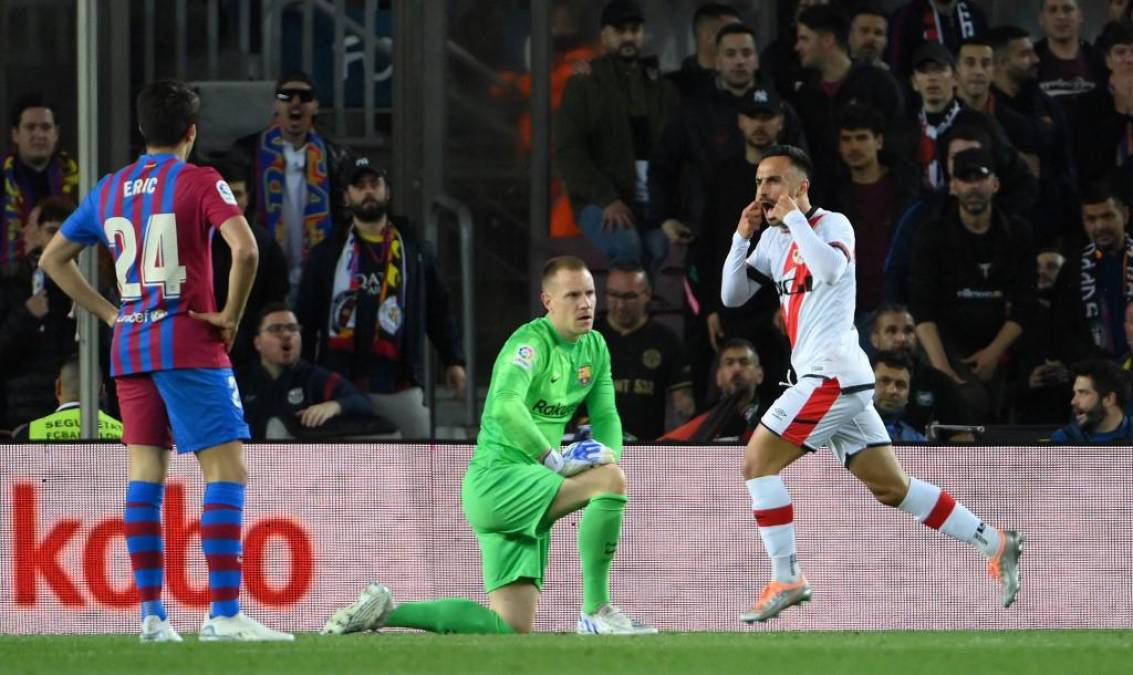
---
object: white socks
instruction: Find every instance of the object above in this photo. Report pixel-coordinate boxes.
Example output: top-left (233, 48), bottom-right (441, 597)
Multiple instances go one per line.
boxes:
top-left (747, 476), bottom-right (800, 583)
top-left (898, 477), bottom-right (1000, 557)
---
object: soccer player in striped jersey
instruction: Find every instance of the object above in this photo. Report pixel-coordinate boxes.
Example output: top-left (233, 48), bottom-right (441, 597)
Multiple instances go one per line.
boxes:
top-left (39, 80), bottom-right (292, 642)
top-left (721, 146), bottom-right (1024, 623)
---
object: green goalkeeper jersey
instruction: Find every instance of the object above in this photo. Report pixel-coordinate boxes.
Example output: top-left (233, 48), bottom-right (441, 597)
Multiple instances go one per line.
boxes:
top-left (471, 316), bottom-right (623, 467)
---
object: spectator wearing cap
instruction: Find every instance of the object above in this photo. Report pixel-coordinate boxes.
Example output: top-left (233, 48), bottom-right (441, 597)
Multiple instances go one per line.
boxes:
top-left (789, 3), bottom-right (905, 204)
top-left (883, 121), bottom-right (1038, 305)
top-left (687, 86), bottom-right (793, 412)
top-left (1035, 0), bottom-right (1099, 119)
top-left (556, 0), bottom-right (679, 271)
top-left (909, 147), bottom-right (1038, 422)
top-left (1073, 21), bottom-right (1133, 194)
top-left (648, 23), bottom-right (806, 261)
top-left (986, 25), bottom-right (1079, 247)
top-left (666, 3), bottom-right (741, 101)
top-left (831, 102), bottom-right (918, 316)
top-left (849, 4), bottom-right (889, 68)
top-left (904, 40), bottom-right (1030, 198)
top-left (296, 156), bottom-right (466, 439)
top-left (886, 0), bottom-right (988, 78)
top-left (230, 71), bottom-right (351, 293)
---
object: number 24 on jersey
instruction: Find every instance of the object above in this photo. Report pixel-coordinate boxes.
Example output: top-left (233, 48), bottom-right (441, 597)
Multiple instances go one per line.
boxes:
top-left (103, 213), bottom-right (187, 300)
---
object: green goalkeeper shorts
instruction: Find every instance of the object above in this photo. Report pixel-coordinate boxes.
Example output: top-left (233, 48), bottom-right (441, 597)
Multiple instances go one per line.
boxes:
top-left (461, 461), bottom-right (565, 593)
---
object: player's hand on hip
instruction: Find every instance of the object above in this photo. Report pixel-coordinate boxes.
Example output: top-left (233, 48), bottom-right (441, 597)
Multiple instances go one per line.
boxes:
top-left (189, 310), bottom-right (238, 351)
top-left (768, 194), bottom-right (800, 225)
top-left (736, 200), bottom-right (762, 240)
top-left (297, 401), bottom-right (342, 427)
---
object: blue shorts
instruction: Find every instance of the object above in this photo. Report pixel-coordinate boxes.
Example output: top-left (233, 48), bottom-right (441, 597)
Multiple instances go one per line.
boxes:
top-left (117, 368), bottom-right (250, 453)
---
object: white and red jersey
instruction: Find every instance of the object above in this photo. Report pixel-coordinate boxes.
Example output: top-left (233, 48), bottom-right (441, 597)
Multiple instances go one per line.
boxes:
top-left (733, 207), bottom-right (872, 386)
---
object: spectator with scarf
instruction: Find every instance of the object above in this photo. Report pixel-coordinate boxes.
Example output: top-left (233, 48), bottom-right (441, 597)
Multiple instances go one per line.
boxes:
top-left (1054, 185), bottom-right (1133, 362)
top-left (230, 72), bottom-right (351, 294)
top-left (886, 0), bottom-right (988, 78)
top-left (296, 157), bottom-right (465, 439)
top-left (660, 338), bottom-right (765, 442)
top-left (0, 94), bottom-right (78, 267)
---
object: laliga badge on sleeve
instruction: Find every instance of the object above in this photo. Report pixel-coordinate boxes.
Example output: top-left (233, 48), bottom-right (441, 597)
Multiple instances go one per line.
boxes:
top-left (512, 344), bottom-right (536, 370)
top-left (216, 180), bottom-right (238, 206)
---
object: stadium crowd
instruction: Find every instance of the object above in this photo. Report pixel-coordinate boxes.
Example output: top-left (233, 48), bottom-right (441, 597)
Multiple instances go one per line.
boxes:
top-left (3, 0), bottom-right (1133, 445)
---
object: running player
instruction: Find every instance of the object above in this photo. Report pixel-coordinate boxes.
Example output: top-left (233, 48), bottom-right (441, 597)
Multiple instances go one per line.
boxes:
top-left (721, 145), bottom-right (1023, 623)
top-left (39, 80), bottom-right (292, 641)
top-left (322, 256), bottom-right (656, 635)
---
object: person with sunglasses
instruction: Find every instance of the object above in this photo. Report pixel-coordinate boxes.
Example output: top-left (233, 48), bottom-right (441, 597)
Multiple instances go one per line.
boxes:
top-left (229, 72), bottom-right (351, 301)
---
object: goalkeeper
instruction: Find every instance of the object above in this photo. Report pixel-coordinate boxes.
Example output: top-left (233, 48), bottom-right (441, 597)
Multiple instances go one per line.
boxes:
top-left (322, 256), bottom-right (656, 636)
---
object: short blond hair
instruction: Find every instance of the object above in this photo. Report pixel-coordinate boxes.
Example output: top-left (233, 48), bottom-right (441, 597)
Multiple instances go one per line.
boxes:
top-left (541, 256), bottom-right (589, 289)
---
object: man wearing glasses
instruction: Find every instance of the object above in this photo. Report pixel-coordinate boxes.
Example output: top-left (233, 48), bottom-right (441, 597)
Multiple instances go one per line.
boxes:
top-left (594, 263), bottom-right (693, 439)
top-left (237, 302), bottom-right (378, 440)
top-left (230, 72), bottom-right (351, 296)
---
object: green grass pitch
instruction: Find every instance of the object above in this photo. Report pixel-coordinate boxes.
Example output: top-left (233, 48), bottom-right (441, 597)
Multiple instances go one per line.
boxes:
top-left (1, 631), bottom-right (1132, 675)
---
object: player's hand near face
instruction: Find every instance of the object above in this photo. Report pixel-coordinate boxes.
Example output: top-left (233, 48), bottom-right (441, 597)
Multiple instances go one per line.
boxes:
top-left (768, 193), bottom-right (801, 225)
top-left (736, 200), bottom-right (762, 240)
top-left (297, 400), bottom-right (343, 427)
top-left (189, 310), bottom-right (239, 351)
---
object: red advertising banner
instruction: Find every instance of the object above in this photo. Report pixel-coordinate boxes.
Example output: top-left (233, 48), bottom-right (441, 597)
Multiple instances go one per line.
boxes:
top-left (2, 443), bottom-right (1131, 633)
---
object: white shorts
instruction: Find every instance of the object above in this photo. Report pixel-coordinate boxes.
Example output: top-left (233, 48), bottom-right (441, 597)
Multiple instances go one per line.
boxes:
top-left (761, 375), bottom-right (890, 466)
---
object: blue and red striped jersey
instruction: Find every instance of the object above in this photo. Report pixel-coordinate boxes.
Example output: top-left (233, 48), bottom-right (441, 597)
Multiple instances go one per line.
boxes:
top-left (60, 153), bottom-right (244, 376)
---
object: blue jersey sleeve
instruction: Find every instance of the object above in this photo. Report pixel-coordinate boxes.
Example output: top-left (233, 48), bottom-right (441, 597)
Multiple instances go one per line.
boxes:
top-left (59, 181), bottom-right (106, 246)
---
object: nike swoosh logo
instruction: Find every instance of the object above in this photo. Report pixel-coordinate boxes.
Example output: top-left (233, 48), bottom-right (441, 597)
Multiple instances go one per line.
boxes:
top-left (551, 373), bottom-right (561, 382)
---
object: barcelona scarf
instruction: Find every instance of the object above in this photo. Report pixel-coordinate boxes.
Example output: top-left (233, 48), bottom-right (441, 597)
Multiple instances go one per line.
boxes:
top-left (326, 226), bottom-right (407, 362)
top-left (255, 125), bottom-right (332, 257)
top-left (1, 150), bottom-right (78, 265)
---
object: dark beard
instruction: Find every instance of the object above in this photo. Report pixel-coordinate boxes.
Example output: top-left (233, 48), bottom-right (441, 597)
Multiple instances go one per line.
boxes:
top-left (351, 200), bottom-right (388, 223)
top-left (1080, 405), bottom-right (1105, 432)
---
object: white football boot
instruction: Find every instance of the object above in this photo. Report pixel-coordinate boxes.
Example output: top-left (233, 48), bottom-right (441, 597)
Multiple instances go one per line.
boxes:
top-left (199, 611), bottom-right (294, 641)
top-left (139, 615), bottom-right (183, 642)
top-left (321, 583), bottom-right (396, 635)
top-left (577, 603), bottom-right (658, 635)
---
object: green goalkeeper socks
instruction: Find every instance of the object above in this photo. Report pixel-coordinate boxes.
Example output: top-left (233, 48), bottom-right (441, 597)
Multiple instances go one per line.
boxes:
top-left (385, 598), bottom-right (515, 634)
top-left (578, 492), bottom-right (628, 614)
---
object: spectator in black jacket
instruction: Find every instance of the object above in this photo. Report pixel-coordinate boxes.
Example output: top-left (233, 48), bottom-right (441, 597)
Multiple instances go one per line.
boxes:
top-left (211, 162), bottom-right (290, 372)
top-left (296, 157), bottom-right (465, 439)
top-left (665, 2), bottom-right (740, 101)
top-left (0, 196), bottom-right (77, 431)
top-left (886, 0), bottom-right (988, 78)
top-left (883, 122), bottom-right (1037, 304)
top-left (1073, 21), bottom-right (1133, 195)
top-left (688, 89), bottom-right (792, 411)
top-left (987, 25), bottom-right (1079, 247)
top-left (648, 23), bottom-right (806, 244)
top-left (238, 303), bottom-right (384, 440)
top-left (909, 148), bottom-right (1038, 422)
top-left (789, 4), bottom-right (906, 204)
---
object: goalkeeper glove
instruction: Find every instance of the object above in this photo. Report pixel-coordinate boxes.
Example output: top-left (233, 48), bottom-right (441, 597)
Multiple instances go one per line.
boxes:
top-left (543, 433), bottom-right (614, 477)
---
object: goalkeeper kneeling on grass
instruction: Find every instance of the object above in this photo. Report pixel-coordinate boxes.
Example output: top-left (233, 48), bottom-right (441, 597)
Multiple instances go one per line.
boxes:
top-left (322, 256), bottom-right (656, 636)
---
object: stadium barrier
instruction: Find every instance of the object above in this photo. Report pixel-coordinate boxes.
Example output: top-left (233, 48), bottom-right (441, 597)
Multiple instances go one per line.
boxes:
top-left (2, 443), bottom-right (1131, 634)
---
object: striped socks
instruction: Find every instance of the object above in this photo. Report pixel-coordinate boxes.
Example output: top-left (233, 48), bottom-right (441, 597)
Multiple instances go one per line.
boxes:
top-left (202, 482), bottom-right (245, 618)
top-left (898, 477), bottom-right (1000, 557)
top-left (125, 481), bottom-right (167, 620)
top-left (747, 475), bottom-right (800, 583)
